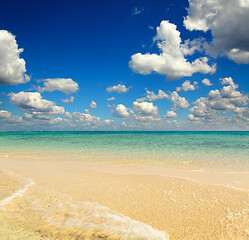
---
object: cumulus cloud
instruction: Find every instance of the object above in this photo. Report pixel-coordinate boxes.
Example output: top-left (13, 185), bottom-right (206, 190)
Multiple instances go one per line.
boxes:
top-left (164, 110), bottom-right (178, 118)
top-left (132, 101), bottom-right (160, 122)
top-left (133, 101), bottom-right (158, 115)
top-left (106, 84), bottom-right (131, 93)
top-left (188, 77), bottom-right (249, 121)
top-left (65, 111), bottom-right (100, 126)
top-left (202, 78), bottom-right (212, 86)
top-left (61, 96), bottom-right (74, 103)
top-left (107, 97), bottom-right (115, 101)
top-left (176, 80), bottom-right (197, 92)
top-left (111, 104), bottom-right (130, 118)
top-left (0, 110), bottom-right (22, 124)
top-left (137, 89), bottom-right (169, 102)
top-left (39, 78), bottom-right (79, 94)
top-left (103, 119), bottom-right (115, 125)
top-left (0, 30), bottom-right (30, 85)
top-left (89, 100), bottom-right (97, 109)
top-left (137, 89), bottom-right (190, 110)
top-left (129, 20), bottom-right (216, 80)
top-left (0, 110), bottom-right (11, 119)
top-left (169, 91), bottom-right (190, 109)
top-left (184, 0), bottom-right (249, 63)
top-left (8, 91), bottom-right (65, 119)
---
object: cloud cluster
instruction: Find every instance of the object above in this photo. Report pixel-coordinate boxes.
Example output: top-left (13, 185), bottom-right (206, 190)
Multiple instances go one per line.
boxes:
top-left (107, 97), bottom-right (115, 101)
top-left (89, 100), bottom-right (97, 109)
top-left (61, 96), bottom-right (74, 103)
top-left (176, 80), bottom-right (197, 92)
top-left (0, 30), bottom-right (30, 85)
top-left (164, 110), bottom-right (178, 118)
top-left (39, 78), bottom-right (79, 94)
top-left (133, 101), bottom-right (158, 115)
top-left (137, 89), bottom-right (169, 102)
top-left (0, 110), bottom-right (11, 119)
top-left (0, 110), bottom-right (22, 124)
top-left (169, 91), bottom-right (190, 109)
top-left (138, 89), bottom-right (190, 110)
top-left (132, 101), bottom-right (160, 122)
top-left (188, 77), bottom-right (249, 121)
top-left (65, 111), bottom-right (100, 126)
top-left (202, 78), bottom-right (212, 86)
top-left (111, 104), bottom-right (130, 118)
top-left (184, 0), bottom-right (249, 63)
top-left (106, 84), bottom-right (131, 93)
top-left (8, 91), bottom-right (65, 120)
top-left (130, 20), bottom-right (216, 80)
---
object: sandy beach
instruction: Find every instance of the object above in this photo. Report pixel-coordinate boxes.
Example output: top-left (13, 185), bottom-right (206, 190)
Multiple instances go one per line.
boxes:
top-left (1, 155), bottom-right (249, 239)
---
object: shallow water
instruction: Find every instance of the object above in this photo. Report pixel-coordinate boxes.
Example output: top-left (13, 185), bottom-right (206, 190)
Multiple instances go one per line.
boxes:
top-left (0, 170), bottom-right (168, 240)
top-left (0, 131), bottom-right (248, 168)
top-left (0, 131), bottom-right (249, 239)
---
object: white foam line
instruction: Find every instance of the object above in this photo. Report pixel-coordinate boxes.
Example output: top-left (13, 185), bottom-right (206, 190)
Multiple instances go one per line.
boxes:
top-left (0, 170), bottom-right (169, 239)
top-left (0, 180), bottom-right (35, 210)
top-left (0, 170), bottom-right (35, 210)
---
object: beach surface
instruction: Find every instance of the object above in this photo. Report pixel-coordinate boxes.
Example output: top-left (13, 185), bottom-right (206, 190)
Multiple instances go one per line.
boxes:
top-left (1, 155), bottom-right (249, 240)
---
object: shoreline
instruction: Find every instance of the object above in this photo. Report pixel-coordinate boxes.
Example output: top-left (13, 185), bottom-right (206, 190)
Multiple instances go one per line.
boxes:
top-left (1, 157), bottom-right (249, 239)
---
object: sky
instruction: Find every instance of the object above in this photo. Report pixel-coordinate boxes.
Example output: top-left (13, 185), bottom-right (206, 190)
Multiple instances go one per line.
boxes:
top-left (0, 0), bottom-right (249, 131)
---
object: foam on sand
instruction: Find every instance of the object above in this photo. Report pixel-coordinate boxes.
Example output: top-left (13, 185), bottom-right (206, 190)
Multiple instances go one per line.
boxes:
top-left (0, 170), bottom-right (168, 240)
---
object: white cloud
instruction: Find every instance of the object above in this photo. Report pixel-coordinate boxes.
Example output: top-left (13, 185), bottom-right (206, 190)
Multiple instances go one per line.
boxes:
top-left (106, 84), bottom-right (131, 93)
top-left (103, 119), bottom-right (115, 125)
top-left (133, 101), bottom-right (158, 115)
top-left (129, 20), bottom-right (216, 80)
top-left (134, 115), bottom-right (161, 122)
top-left (0, 110), bottom-right (11, 119)
top-left (181, 38), bottom-right (204, 56)
top-left (39, 78), bottom-right (79, 94)
top-left (0, 110), bottom-right (22, 124)
top-left (0, 30), bottom-right (30, 85)
top-left (89, 100), bottom-right (97, 109)
top-left (137, 89), bottom-right (169, 102)
top-left (189, 77), bottom-right (249, 121)
top-left (184, 0), bottom-right (249, 63)
top-left (61, 96), bottom-right (74, 103)
top-left (8, 91), bottom-right (65, 119)
top-left (132, 101), bottom-right (160, 122)
top-left (169, 91), bottom-right (190, 109)
top-left (137, 89), bottom-right (190, 110)
top-left (164, 110), bottom-right (178, 118)
top-left (202, 78), bottom-right (212, 86)
top-left (132, 7), bottom-right (144, 15)
top-left (65, 111), bottom-right (100, 126)
top-left (107, 97), bottom-right (115, 101)
top-left (121, 121), bottom-right (127, 127)
top-left (112, 104), bottom-right (130, 118)
top-left (220, 77), bottom-right (238, 89)
top-left (176, 80), bottom-right (197, 92)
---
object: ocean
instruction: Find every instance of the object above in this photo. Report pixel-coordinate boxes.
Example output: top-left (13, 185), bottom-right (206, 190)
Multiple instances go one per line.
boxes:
top-left (0, 131), bottom-right (249, 239)
top-left (0, 131), bottom-right (248, 168)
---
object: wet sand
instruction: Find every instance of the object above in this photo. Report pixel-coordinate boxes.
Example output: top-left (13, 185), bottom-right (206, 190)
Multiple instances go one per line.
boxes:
top-left (0, 156), bottom-right (249, 239)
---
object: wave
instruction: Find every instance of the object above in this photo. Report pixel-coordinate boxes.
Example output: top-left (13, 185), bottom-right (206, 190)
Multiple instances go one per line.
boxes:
top-left (0, 170), bottom-right (169, 240)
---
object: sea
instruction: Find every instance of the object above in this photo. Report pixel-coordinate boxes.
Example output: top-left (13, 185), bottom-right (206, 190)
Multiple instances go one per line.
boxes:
top-left (0, 131), bottom-right (248, 167)
top-left (0, 131), bottom-right (248, 239)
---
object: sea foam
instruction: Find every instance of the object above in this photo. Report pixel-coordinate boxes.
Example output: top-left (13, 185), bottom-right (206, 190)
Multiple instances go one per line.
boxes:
top-left (0, 170), bottom-right (169, 240)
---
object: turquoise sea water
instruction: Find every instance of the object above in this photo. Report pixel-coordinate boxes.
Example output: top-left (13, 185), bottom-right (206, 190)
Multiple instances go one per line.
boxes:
top-left (0, 132), bottom-right (249, 239)
top-left (0, 131), bottom-right (248, 168)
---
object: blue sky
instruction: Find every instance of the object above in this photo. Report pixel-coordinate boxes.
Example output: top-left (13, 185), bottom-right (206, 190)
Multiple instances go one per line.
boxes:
top-left (0, 0), bottom-right (249, 130)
